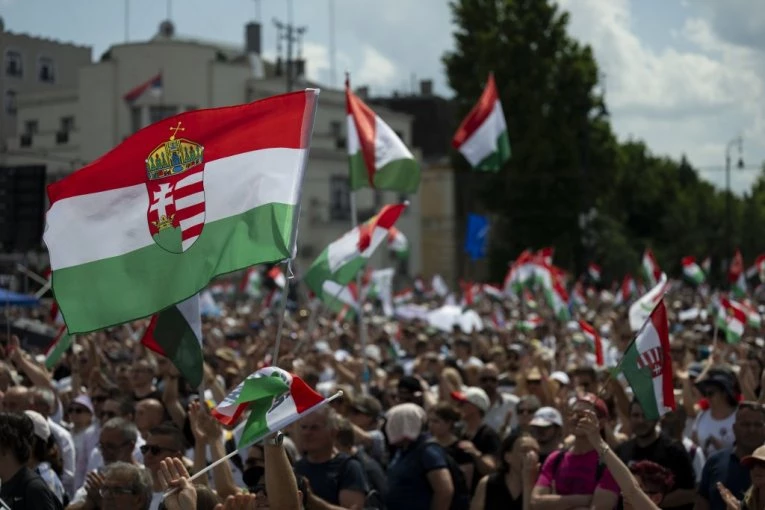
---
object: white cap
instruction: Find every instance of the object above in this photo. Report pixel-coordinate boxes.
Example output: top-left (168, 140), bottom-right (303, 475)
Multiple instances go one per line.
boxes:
top-left (550, 371), bottom-right (570, 386)
top-left (24, 410), bottom-right (50, 441)
top-left (451, 386), bottom-right (490, 413)
top-left (530, 406), bottom-right (563, 428)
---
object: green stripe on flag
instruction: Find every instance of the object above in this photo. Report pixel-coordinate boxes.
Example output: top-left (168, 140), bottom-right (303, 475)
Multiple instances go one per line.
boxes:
top-left (152, 305), bottom-right (204, 388)
top-left (238, 397), bottom-right (274, 448)
top-left (474, 131), bottom-right (511, 172)
top-left (372, 158), bottom-right (421, 193)
top-left (621, 343), bottom-right (661, 419)
top-left (349, 152), bottom-right (369, 191)
top-left (52, 203), bottom-right (293, 333)
top-left (236, 376), bottom-right (289, 405)
top-left (45, 332), bottom-right (73, 370)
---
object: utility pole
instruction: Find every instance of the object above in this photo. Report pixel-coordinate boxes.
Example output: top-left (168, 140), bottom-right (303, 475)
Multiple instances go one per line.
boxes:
top-left (273, 0), bottom-right (307, 92)
top-left (725, 136), bottom-right (744, 271)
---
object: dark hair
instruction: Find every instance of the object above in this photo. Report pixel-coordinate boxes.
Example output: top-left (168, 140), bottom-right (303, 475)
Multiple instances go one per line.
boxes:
top-left (149, 422), bottom-right (187, 451)
top-left (0, 412), bottom-right (33, 464)
top-left (498, 432), bottom-right (527, 474)
top-left (335, 417), bottom-right (355, 449)
top-left (31, 434), bottom-right (63, 476)
top-left (630, 460), bottom-right (675, 495)
top-left (431, 402), bottom-right (461, 424)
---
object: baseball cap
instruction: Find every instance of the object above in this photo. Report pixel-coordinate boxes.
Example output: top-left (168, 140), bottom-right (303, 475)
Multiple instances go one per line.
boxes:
top-left (742, 445), bottom-right (765, 468)
top-left (695, 368), bottom-right (737, 400)
top-left (530, 406), bottom-right (563, 428)
top-left (73, 394), bottom-right (95, 415)
top-left (575, 393), bottom-right (609, 420)
top-left (451, 387), bottom-right (490, 413)
top-left (351, 395), bottom-right (383, 418)
top-left (24, 410), bottom-right (50, 441)
top-left (550, 371), bottom-right (570, 386)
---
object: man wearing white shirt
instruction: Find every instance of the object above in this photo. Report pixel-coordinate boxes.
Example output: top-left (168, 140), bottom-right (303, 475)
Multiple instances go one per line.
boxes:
top-left (479, 363), bottom-right (519, 432)
top-left (85, 396), bottom-right (145, 477)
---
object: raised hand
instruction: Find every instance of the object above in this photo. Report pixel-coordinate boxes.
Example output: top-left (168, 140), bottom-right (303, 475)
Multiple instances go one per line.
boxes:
top-left (213, 493), bottom-right (259, 510)
top-left (158, 457), bottom-right (196, 510)
top-left (716, 482), bottom-right (742, 510)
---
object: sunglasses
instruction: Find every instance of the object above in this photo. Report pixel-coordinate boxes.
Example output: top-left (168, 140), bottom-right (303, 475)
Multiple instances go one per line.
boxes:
top-left (140, 444), bottom-right (176, 456)
top-left (69, 407), bottom-right (90, 415)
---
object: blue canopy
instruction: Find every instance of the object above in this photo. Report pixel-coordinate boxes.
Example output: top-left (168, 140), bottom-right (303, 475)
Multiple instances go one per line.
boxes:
top-left (0, 288), bottom-right (39, 307)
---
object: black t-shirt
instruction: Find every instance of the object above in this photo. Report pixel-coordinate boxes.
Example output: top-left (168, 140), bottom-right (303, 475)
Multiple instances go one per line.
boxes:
top-left (295, 453), bottom-right (368, 505)
top-left (465, 424), bottom-right (501, 492)
top-left (615, 434), bottom-right (696, 510)
top-left (0, 467), bottom-right (63, 510)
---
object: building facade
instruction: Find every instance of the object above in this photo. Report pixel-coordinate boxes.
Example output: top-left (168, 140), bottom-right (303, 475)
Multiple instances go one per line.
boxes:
top-left (1, 20), bottom-right (422, 277)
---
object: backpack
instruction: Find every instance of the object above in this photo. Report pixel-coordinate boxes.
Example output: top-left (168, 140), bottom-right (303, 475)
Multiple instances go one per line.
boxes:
top-left (415, 439), bottom-right (470, 510)
top-left (339, 453), bottom-right (386, 510)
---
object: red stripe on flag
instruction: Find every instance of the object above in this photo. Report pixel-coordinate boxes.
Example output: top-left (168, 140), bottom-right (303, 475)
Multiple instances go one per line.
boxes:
top-left (140, 316), bottom-right (167, 357)
top-left (452, 73), bottom-right (500, 148)
top-left (357, 203), bottom-right (407, 252)
top-left (182, 223), bottom-right (204, 241)
top-left (346, 78), bottom-right (377, 186)
top-left (289, 375), bottom-right (326, 414)
top-left (123, 73), bottom-right (162, 103)
top-left (650, 300), bottom-right (676, 412)
top-left (48, 90), bottom-right (314, 203)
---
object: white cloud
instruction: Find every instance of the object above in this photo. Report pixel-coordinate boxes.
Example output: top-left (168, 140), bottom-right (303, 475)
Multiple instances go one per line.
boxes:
top-left (557, 0), bottom-right (765, 194)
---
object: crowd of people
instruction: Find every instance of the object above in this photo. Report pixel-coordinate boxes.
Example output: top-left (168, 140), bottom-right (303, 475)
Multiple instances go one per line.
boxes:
top-left (1, 275), bottom-right (765, 510)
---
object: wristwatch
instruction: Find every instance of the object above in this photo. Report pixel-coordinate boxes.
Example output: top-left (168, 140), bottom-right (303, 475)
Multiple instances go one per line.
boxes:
top-left (264, 432), bottom-right (284, 446)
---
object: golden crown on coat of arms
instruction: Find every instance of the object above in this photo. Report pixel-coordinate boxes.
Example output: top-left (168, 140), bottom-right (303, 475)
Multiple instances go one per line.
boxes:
top-left (146, 122), bottom-right (205, 180)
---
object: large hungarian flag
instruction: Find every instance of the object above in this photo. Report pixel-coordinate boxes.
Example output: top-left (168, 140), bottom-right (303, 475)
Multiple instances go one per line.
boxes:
top-left (452, 73), bottom-right (510, 172)
top-left (303, 203), bottom-right (407, 296)
top-left (620, 299), bottom-right (675, 420)
top-left (346, 80), bottom-right (420, 193)
top-left (141, 294), bottom-right (203, 388)
top-left (44, 325), bottom-right (73, 370)
top-left (44, 90), bottom-right (318, 333)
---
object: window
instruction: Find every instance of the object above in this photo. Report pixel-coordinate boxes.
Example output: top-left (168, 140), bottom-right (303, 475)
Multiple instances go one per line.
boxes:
top-left (329, 176), bottom-right (351, 221)
top-left (60, 116), bottom-right (75, 132)
top-left (149, 105), bottom-right (177, 124)
top-left (38, 57), bottom-right (55, 83)
top-left (4, 90), bottom-right (16, 115)
top-left (130, 106), bottom-right (142, 133)
top-left (5, 50), bottom-right (22, 77)
top-left (24, 120), bottom-right (38, 135)
top-left (330, 120), bottom-right (342, 137)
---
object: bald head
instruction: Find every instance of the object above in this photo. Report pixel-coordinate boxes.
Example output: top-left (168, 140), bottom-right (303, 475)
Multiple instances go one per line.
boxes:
top-left (135, 398), bottom-right (164, 435)
top-left (3, 386), bottom-right (30, 413)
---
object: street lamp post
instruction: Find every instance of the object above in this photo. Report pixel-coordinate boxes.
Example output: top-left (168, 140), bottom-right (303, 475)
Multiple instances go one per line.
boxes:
top-left (725, 136), bottom-right (744, 271)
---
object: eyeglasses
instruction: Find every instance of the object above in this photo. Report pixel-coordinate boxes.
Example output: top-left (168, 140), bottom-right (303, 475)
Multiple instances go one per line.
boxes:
top-left (99, 486), bottom-right (136, 498)
top-left (140, 444), bottom-right (177, 456)
top-left (69, 407), bottom-right (90, 415)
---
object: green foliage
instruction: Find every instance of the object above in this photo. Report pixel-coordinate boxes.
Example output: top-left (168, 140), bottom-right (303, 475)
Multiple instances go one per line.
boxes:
top-left (444, 0), bottom-right (763, 285)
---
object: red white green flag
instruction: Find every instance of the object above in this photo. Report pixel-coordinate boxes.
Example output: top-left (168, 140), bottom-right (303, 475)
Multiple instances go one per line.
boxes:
top-left (452, 73), bottom-right (511, 172)
top-left (387, 227), bottom-right (409, 259)
top-left (578, 319), bottom-right (604, 366)
top-left (587, 262), bottom-right (601, 282)
top-left (620, 299), bottom-right (675, 420)
top-left (44, 325), bottom-right (73, 370)
top-left (614, 274), bottom-right (637, 306)
top-left (717, 296), bottom-right (747, 343)
top-left (756, 254), bottom-right (765, 283)
top-left (303, 203), bottom-right (407, 297)
top-left (346, 79), bottom-right (420, 193)
top-left (212, 367), bottom-right (334, 447)
top-left (729, 250), bottom-right (747, 298)
top-left (44, 90), bottom-right (318, 333)
top-left (537, 264), bottom-right (569, 321)
top-left (141, 294), bottom-right (203, 388)
top-left (682, 256), bottom-right (705, 285)
top-left (641, 249), bottom-right (661, 288)
top-left (517, 314), bottom-right (542, 332)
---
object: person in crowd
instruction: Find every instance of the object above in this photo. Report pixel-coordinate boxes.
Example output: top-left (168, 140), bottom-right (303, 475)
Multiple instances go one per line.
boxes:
top-left (615, 399), bottom-right (696, 510)
top-left (86, 396), bottom-right (145, 474)
top-left (662, 407), bottom-right (706, 483)
top-left (28, 386), bottom-right (76, 498)
top-left (141, 422), bottom-right (188, 509)
top-left (695, 401), bottom-right (765, 510)
top-left (578, 408), bottom-right (676, 510)
top-left (451, 386), bottom-right (501, 491)
top-left (96, 461), bottom-right (153, 510)
top-left (67, 395), bottom-right (99, 492)
top-left (384, 402), bottom-right (456, 510)
top-left (294, 405), bottom-right (368, 509)
top-left (347, 395), bottom-right (387, 466)
top-left (529, 406), bottom-right (563, 466)
top-left (436, 367), bottom-right (465, 403)
top-left (531, 394), bottom-right (620, 510)
top-left (429, 402), bottom-right (476, 485)
top-left (24, 410), bottom-right (66, 506)
top-left (67, 417), bottom-right (139, 509)
top-left (336, 417), bottom-right (387, 502)
top-left (0, 411), bottom-right (63, 510)
top-left (136, 398), bottom-right (167, 439)
top-left (511, 395), bottom-right (541, 435)
top-left (479, 363), bottom-right (519, 434)
top-left (693, 368), bottom-right (739, 458)
top-left (470, 432), bottom-right (540, 510)
top-left (131, 359), bottom-right (162, 402)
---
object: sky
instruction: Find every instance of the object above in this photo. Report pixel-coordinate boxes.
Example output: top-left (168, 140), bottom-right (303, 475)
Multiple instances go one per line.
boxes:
top-left (2, 0), bottom-right (765, 194)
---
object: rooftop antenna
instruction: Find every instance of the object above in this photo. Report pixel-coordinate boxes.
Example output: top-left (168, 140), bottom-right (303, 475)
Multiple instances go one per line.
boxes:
top-left (274, 0), bottom-right (307, 92)
top-left (329, 0), bottom-right (336, 87)
top-left (254, 0), bottom-right (261, 21)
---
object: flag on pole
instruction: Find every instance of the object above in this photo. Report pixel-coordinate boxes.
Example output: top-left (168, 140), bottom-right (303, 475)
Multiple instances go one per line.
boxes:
top-left (346, 78), bottom-right (420, 193)
top-left (387, 227), bottom-right (409, 259)
top-left (44, 325), bottom-right (73, 370)
top-left (303, 203), bottom-right (407, 297)
top-left (641, 249), bottom-right (661, 288)
top-left (578, 320), bottom-right (604, 366)
top-left (320, 280), bottom-right (360, 318)
top-left (587, 263), bottom-right (601, 282)
top-left (267, 266), bottom-right (286, 289)
top-left (123, 73), bottom-right (163, 103)
top-left (212, 367), bottom-right (332, 447)
top-left (464, 213), bottom-right (490, 261)
top-left (141, 294), bottom-right (203, 388)
top-left (629, 273), bottom-right (668, 332)
top-left (44, 90), bottom-right (318, 333)
top-left (451, 73), bottom-right (511, 171)
top-left (730, 250), bottom-right (747, 298)
top-left (614, 274), bottom-right (637, 306)
top-left (682, 256), bottom-right (705, 285)
top-left (701, 257), bottom-right (711, 274)
top-left (716, 297), bottom-right (747, 343)
top-left (620, 299), bottom-right (675, 420)
top-left (239, 267), bottom-right (262, 298)
top-left (517, 314), bottom-right (542, 332)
